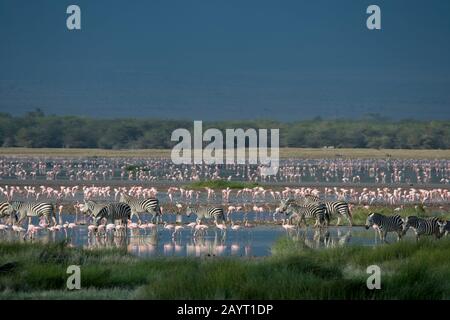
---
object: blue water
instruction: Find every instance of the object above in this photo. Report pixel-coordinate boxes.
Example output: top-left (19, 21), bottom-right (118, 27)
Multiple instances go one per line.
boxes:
top-left (0, 213), bottom-right (419, 258)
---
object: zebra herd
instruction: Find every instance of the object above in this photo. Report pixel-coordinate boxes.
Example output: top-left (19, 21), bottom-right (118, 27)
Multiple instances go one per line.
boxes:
top-left (365, 212), bottom-right (450, 242)
top-left (0, 195), bottom-right (226, 233)
top-left (276, 195), bottom-right (450, 242)
top-left (276, 195), bottom-right (353, 228)
top-left (0, 194), bottom-right (163, 230)
top-left (1, 192), bottom-right (450, 243)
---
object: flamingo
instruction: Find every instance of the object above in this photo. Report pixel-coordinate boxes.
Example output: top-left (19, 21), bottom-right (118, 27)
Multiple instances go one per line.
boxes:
top-left (215, 221), bottom-right (227, 233)
top-left (244, 221), bottom-right (254, 228)
top-left (68, 222), bottom-right (77, 229)
top-left (282, 219), bottom-right (295, 232)
top-left (87, 224), bottom-right (97, 235)
top-left (96, 224), bottom-right (106, 235)
top-left (231, 221), bottom-right (242, 231)
top-left (12, 225), bottom-right (26, 235)
top-left (146, 222), bottom-right (157, 230)
top-left (194, 223), bottom-right (208, 237)
top-left (164, 222), bottom-right (175, 232)
top-left (39, 217), bottom-right (49, 229)
top-left (24, 224), bottom-right (40, 239)
top-left (172, 225), bottom-right (184, 238)
top-left (58, 205), bottom-right (64, 225)
top-left (0, 224), bottom-right (9, 233)
top-left (186, 222), bottom-right (197, 231)
top-left (106, 223), bottom-right (116, 235)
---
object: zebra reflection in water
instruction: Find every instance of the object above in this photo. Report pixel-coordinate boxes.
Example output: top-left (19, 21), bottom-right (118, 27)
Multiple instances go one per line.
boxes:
top-left (287, 228), bottom-right (352, 249)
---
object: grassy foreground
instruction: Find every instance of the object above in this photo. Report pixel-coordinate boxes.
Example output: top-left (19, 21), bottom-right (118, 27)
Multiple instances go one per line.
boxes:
top-left (1, 147), bottom-right (449, 159)
top-left (0, 239), bottom-right (450, 299)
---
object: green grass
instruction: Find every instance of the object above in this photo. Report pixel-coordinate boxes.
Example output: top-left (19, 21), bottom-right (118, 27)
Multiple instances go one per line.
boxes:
top-left (1, 147), bottom-right (449, 159)
top-left (1, 239), bottom-right (450, 299)
top-left (187, 180), bottom-right (261, 190)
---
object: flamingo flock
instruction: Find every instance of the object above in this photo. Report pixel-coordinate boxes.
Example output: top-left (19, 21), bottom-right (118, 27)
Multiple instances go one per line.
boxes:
top-left (0, 157), bottom-right (449, 185)
top-left (0, 185), bottom-right (449, 206)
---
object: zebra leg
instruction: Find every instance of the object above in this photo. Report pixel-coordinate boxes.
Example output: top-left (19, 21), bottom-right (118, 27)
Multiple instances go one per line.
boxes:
top-left (325, 215), bottom-right (330, 228)
top-left (382, 231), bottom-right (389, 243)
top-left (301, 217), bottom-right (307, 230)
top-left (347, 214), bottom-right (353, 227)
top-left (150, 212), bottom-right (157, 224)
top-left (23, 228), bottom-right (29, 240)
top-left (17, 215), bottom-right (26, 227)
top-left (336, 216), bottom-right (341, 227)
top-left (133, 212), bottom-right (141, 224)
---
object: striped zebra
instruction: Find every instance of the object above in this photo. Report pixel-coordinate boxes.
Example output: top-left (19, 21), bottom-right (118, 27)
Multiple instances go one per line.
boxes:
top-left (301, 195), bottom-right (352, 226)
top-left (93, 202), bottom-right (131, 227)
top-left (0, 202), bottom-right (10, 220)
top-left (186, 205), bottom-right (226, 224)
top-left (119, 193), bottom-right (162, 223)
top-left (278, 199), bottom-right (328, 228)
top-left (437, 220), bottom-right (450, 237)
top-left (364, 212), bottom-right (404, 242)
top-left (6, 201), bottom-right (57, 226)
top-left (80, 200), bottom-right (107, 217)
top-left (402, 216), bottom-right (442, 241)
top-left (0, 201), bottom-right (15, 225)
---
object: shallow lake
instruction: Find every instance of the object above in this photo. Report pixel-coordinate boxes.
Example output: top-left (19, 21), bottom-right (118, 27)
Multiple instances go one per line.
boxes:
top-left (0, 213), bottom-right (422, 257)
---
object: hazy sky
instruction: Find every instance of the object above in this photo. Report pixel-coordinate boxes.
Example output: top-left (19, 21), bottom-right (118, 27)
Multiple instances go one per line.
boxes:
top-left (1, 0), bottom-right (449, 120)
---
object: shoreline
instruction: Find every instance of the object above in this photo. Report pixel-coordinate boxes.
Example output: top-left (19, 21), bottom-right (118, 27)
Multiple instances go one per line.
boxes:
top-left (1, 178), bottom-right (448, 190)
top-left (1, 147), bottom-right (450, 159)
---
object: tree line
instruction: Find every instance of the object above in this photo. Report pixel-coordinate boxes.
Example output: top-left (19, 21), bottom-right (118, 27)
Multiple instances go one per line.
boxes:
top-left (0, 110), bottom-right (449, 149)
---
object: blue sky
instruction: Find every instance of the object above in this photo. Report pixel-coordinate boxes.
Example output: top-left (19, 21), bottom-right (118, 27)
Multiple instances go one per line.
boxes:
top-left (0, 0), bottom-right (449, 120)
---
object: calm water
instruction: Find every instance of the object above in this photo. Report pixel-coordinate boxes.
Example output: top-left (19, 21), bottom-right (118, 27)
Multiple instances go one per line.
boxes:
top-left (0, 213), bottom-right (419, 257)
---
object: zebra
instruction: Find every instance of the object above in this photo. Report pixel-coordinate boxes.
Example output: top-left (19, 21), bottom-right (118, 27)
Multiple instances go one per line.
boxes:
top-left (301, 195), bottom-right (352, 226)
top-left (119, 193), bottom-right (162, 224)
top-left (6, 201), bottom-right (57, 226)
top-left (402, 216), bottom-right (442, 241)
top-left (437, 220), bottom-right (450, 237)
top-left (0, 202), bottom-right (11, 222)
top-left (79, 200), bottom-right (107, 219)
top-left (277, 199), bottom-right (328, 228)
top-left (186, 205), bottom-right (226, 224)
top-left (93, 202), bottom-right (131, 228)
top-left (365, 212), bottom-right (404, 242)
